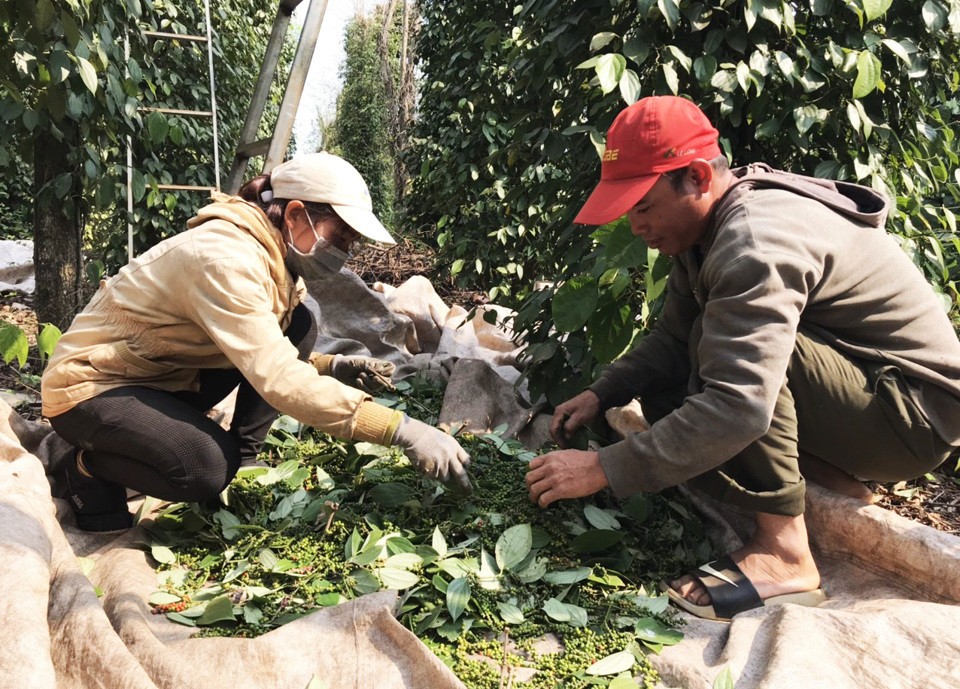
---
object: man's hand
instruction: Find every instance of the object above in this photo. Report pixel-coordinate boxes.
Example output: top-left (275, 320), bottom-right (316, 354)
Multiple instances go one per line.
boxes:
top-left (392, 415), bottom-right (472, 493)
top-left (330, 354), bottom-right (396, 393)
top-left (550, 390), bottom-right (601, 447)
top-left (525, 449), bottom-right (608, 507)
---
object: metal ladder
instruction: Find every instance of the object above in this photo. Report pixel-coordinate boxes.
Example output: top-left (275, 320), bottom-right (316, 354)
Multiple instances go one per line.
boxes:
top-left (224, 0), bottom-right (329, 194)
top-left (124, 0), bottom-right (220, 260)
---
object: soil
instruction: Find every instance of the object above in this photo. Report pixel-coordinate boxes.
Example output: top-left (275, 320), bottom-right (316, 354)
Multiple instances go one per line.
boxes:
top-left (3, 272), bottom-right (959, 536)
top-left (349, 237), bottom-right (488, 307)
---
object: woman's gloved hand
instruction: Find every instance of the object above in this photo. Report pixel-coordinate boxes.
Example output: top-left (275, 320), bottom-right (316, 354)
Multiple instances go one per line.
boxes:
top-left (321, 354), bottom-right (396, 393)
top-left (392, 415), bottom-right (472, 493)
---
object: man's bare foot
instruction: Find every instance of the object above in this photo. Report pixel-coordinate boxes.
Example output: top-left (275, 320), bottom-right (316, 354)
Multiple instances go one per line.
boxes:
top-left (799, 453), bottom-right (875, 504)
top-left (669, 512), bottom-right (821, 606)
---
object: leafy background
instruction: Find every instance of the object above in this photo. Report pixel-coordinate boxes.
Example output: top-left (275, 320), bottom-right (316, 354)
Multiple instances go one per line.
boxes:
top-left (404, 0), bottom-right (960, 404)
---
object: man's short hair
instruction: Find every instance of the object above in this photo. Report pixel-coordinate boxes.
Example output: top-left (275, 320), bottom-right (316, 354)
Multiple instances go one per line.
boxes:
top-left (663, 155), bottom-right (729, 191)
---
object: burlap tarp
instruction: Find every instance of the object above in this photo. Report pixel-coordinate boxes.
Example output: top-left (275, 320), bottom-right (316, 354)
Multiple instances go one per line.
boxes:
top-left (1, 269), bottom-right (959, 688)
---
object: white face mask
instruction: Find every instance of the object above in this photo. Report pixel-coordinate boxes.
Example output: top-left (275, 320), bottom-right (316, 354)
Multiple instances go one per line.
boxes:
top-left (284, 210), bottom-right (352, 281)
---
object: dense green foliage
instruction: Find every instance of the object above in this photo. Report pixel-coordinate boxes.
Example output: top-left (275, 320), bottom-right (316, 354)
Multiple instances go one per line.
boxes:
top-left (328, 13), bottom-right (395, 225)
top-left (148, 377), bottom-right (706, 687)
top-left (1, 0), bottom-right (146, 234)
top-left (0, 0), bottom-right (291, 270)
top-left (406, 0), bottom-right (960, 404)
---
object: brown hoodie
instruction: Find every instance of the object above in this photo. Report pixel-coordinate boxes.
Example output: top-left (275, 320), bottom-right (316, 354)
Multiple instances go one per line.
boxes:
top-left (41, 193), bottom-right (399, 444)
top-left (590, 164), bottom-right (960, 496)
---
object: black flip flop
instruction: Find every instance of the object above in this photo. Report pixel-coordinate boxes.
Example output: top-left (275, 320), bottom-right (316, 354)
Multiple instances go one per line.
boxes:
top-left (659, 554), bottom-right (826, 622)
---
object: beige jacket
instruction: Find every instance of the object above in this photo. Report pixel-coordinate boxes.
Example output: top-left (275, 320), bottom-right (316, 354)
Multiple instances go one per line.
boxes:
top-left (41, 193), bottom-right (399, 444)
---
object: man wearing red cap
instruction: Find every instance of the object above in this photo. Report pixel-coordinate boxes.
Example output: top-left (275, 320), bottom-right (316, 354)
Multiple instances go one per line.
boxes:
top-left (525, 96), bottom-right (960, 621)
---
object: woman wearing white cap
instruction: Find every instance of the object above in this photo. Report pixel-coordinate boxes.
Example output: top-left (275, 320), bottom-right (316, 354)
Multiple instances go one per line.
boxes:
top-left (41, 152), bottom-right (471, 531)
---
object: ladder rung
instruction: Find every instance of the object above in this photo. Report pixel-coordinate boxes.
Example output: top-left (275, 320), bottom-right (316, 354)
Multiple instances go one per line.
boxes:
top-left (156, 184), bottom-right (217, 191)
top-left (143, 30), bottom-right (208, 42)
top-left (235, 138), bottom-right (271, 160)
top-left (139, 107), bottom-right (214, 117)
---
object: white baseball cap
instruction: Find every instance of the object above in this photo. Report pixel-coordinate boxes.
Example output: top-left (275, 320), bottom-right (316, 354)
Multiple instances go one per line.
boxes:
top-left (270, 152), bottom-right (396, 245)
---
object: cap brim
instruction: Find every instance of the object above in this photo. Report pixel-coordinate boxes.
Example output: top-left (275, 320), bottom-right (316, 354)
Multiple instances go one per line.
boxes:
top-left (573, 174), bottom-right (661, 225)
top-left (332, 205), bottom-right (396, 245)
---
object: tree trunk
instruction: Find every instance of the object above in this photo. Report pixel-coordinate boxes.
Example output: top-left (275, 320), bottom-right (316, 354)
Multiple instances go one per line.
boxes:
top-left (33, 129), bottom-right (84, 331)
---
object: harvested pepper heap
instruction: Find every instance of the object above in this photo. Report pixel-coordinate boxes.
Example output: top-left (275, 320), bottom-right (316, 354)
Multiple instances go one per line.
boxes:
top-left (147, 377), bottom-right (711, 688)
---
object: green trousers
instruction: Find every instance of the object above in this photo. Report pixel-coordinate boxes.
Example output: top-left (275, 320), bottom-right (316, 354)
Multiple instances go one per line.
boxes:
top-left (641, 330), bottom-right (955, 516)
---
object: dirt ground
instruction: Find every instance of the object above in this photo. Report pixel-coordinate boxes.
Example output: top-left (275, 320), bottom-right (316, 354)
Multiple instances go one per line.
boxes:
top-left (3, 249), bottom-right (959, 535)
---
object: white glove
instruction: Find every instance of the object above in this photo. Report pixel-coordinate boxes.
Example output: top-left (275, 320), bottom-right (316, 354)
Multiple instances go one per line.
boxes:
top-left (392, 415), bottom-right (472, 493)
top-left (330, 354), bottom-right (396, 393)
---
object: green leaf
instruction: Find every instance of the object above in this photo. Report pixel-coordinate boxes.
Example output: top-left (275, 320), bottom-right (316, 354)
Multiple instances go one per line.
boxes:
top-left (77, 57), bottom-right (97, 94)
top-left (542, 597), bottom-right (570, 622)
top-left (514, 557), bottom-right (547, 583)
top-left (497, 602), bottom-right (525, 624)
top-left (552, 275), bottom-right (599, 332)
top-left (710, 70), bottom-right (737, 93)
top-left (571, 529), bottom-right (625, 553)
top-left (587, 302), bottom-right (634, 364)
top-left (609, 676), bottom-right (637, 689)
top-left (921, 0), bottom-right (947, 31)
top-left (583, 505), bottom-right (620, 530)
top-left (0, 323), bottom-right (29, 368)
top-left (634, 616), bottom-right (683, 646)
top-left (215, 509), bottom-right (242, 540)
top-left (196, 596), bottom-right (236, 625)
top-left (590, 32), bottom-right (618, 51)
top-left (258, 548), bottom-right (279, 571)
top-left (37, 324), bottom-right (62, 362)
top-left (852, 51), bottom-right (882, 99)
top-left (543, 567), bottom-right (591, 585)
top-left (165, 612), bottom-right (196, 626)
top-left (657, 0), bottom-right (681, 30)
top-left (495, 523), bottom-right (532, 571)
top-left (586, 651), bottom-right (636, 676)
top-left (811, 0), bottom-right (833, 16)
top-left (793, 104), bottom-right (820, 136)
top-left (713, 666), bottom-right (736, 689)
top-left (384, 552), bottom-right (423, 571)
top-left (446, 577), bottom-right (471, 621)
top-left (619, 69), bottom-right (640, 105)
top-left (22, 109), bottom-right (38, 132)
top-left (596, 54), bottom-right (627, 94)
top-left (147, 111), bottom-right (169, 145)
top-left (623, 35), bottom-right (650, 65)
top-left (662, 62), bottom-right (679, 95)
top-left (376, 567), bottom-right (420, 589)
top-left (879, 39), bottom-right (910, 63)
top-left (36, 0), bottom-right (55, 30)
top-left (148, 591), bottom-right (181, 606)
top-left (150, 545), bottom-right (177, 565)
top-left (431, 527), bottom-right (448, 558)
top-left (693, 55), bottom-right (718, 83)
top-left (369, 482), bottom-right (415, 507)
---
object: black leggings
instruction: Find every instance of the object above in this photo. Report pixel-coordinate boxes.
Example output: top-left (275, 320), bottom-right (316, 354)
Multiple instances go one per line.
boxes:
top-left (49, 303), bottom-right (317, 502)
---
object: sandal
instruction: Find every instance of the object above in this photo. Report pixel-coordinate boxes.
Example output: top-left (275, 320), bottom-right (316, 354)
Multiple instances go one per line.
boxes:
top-left (660, 554), bottom-right (827, 622)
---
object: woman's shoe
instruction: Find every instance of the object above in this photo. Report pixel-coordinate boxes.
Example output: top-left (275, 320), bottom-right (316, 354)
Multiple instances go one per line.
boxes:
top-left (61, 451), bottom-right (133, 532)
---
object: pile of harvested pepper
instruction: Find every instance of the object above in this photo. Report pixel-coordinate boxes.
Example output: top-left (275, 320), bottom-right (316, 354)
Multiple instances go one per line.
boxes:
top-left (146, 377), bottom-right (711, 688)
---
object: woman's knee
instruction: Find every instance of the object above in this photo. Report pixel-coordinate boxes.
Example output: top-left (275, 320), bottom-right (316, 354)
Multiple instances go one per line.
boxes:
top-left (166, 433), bottom-right (241, 501)
top-left (287, 303), bottom-right (317, 360)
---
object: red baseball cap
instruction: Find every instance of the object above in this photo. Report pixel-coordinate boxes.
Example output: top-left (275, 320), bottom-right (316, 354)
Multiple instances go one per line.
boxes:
top-left (574, 96), bottom-right (721, 225)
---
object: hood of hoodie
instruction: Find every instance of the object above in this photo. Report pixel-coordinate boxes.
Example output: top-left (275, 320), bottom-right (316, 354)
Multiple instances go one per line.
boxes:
top-left (186, 192), bottom-right (290, 294)
top-left (712, 163), bottom-right (890, 232)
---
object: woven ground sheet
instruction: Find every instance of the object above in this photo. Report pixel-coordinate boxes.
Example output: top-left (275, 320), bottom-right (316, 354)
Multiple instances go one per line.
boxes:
top-left (0, 271), bottom-right (957, 688)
